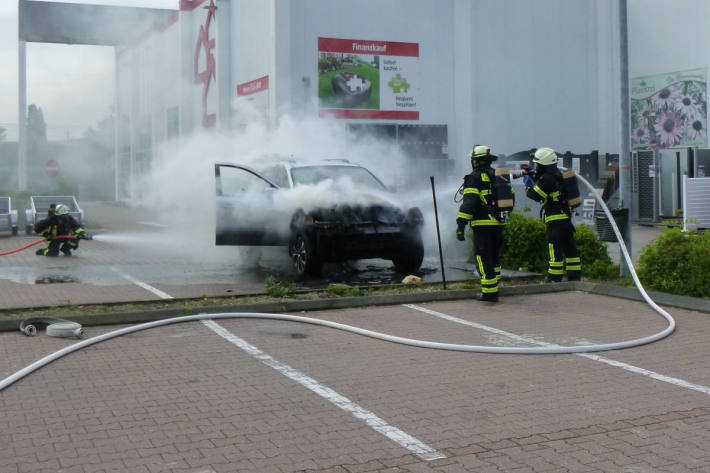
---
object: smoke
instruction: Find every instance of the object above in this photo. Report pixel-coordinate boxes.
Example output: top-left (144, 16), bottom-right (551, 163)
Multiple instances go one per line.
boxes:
top-left (132, 109), bottom-right (467, 268)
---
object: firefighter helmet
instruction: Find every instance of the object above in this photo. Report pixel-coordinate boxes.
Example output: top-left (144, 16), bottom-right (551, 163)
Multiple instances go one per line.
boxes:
top-left (54, 204), bottom-right (69, 216)
top-left (532, 147), bottom-right (558, 165)
top-left (469, 145), bottom-right (496, 161)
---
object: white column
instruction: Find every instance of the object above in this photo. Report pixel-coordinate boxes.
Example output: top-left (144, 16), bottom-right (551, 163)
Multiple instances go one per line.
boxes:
top-left (18, 40), bottom-right (27, 190)
top-left (216, 0), bottom-right (232, 131)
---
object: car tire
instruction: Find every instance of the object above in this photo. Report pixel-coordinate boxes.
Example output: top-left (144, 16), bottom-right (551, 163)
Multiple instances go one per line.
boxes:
top-left (392, 231), bottom-right (424, 274)
top-left (290, 231), bottom-right (322, 278)
top-left (12, 226), bottom-right (18, 236)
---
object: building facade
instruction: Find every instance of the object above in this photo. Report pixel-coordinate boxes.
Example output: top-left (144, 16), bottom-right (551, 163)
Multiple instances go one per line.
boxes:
top-left (115, 0), bottom-right (626, 201)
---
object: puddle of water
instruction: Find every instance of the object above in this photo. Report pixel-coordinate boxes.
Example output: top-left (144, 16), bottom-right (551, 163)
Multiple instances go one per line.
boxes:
top-left (35, 275), bottom-right (78, 284)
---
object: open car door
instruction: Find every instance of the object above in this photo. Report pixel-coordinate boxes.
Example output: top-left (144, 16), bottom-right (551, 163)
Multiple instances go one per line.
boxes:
top-left (215, 163), bottom-right (289, 246)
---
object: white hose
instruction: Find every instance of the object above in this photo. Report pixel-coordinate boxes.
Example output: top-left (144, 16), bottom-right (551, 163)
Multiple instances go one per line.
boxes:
top-left (0, 175), bottom-right (675, 392)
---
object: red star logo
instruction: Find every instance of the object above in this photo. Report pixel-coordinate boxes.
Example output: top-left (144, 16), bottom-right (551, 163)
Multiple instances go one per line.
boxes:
top-left (194, 0), bottom-right (217, 128)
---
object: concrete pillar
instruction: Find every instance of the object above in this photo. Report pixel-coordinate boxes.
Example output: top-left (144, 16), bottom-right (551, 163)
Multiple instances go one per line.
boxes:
top-left (18, 40), bottom-right (27, 191)
top-left (180, 9), bottom-right (194, 135)
top-left (619, 0), bottom-right (632, 276)
top-left (113, 48), bottom-right (120, 201)
top-left (216, 0), bottom-right (232, 131)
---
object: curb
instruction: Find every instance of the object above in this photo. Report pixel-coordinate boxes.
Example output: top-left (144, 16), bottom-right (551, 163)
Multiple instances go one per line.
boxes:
top-left (0, 281), bottom-right (706, 332)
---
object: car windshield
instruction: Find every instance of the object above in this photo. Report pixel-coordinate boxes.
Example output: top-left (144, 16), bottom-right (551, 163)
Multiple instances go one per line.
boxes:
top-left (290, 165), bottom-right (386, 190)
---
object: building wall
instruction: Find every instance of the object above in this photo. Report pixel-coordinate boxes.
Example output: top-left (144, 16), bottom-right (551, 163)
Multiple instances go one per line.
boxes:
top-left (628, 0), bottom-right (710, 78)
top-left (281, 0), bottom-right (455, 124)
top-left (459, 0), bottom-right (621, 172)
top-left (115, 0), bottom-right (628, 198)
top-left (231, 0), bottom-right (274, 129)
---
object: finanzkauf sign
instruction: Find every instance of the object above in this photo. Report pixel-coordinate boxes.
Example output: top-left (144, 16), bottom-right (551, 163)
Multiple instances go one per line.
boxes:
top-left (317, 37), bottom-right (419, 120)
top-left (630, 68), bottom-right (707, 149)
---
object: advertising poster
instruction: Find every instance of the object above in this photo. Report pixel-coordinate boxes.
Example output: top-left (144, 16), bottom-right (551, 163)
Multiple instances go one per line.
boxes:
top-left (630, 68), bottom-right (707, 149)
top-left (317, 37), bottom-right (419, 120)
top-left (235, 75), bottom-right (270, 129)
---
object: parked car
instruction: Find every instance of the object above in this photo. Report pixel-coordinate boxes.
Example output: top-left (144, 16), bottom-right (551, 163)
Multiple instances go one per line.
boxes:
top-left (215, 158), bottom-right (424, 277)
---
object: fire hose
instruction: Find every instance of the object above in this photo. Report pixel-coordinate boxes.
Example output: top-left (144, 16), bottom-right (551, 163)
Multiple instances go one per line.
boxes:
top-left (0, 175), bottom-right (676, 392)
top-left (0, 234), bottom-right (92, 256)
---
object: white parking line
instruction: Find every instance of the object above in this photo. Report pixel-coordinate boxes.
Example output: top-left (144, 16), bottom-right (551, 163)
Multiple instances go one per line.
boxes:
top-left (202, 319), bottom-right (446, 461)
top-left (110, 267), bottom-right (174, 300)
top-left (137, 221), bottom-right (167, 227)
top-left (404, 304), bottom-right (710, 396)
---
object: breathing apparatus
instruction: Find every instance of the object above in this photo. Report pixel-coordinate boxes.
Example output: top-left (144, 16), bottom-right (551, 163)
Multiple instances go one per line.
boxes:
top-left (511, 147), bottom-right (582, 208)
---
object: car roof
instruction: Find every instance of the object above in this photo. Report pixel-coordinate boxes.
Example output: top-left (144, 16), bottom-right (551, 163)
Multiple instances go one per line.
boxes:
top-left (257, 156), bottom-right (366, 170)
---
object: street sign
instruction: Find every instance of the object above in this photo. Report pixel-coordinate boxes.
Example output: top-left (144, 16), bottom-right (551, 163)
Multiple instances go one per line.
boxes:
top-left (45, 159), bottom-right (60, 178)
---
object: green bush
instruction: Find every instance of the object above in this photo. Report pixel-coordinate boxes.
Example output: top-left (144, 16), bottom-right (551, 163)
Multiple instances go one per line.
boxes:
top-left (328, 283), bottom-right (363, 297)
top-left (500, 212), bottom-right (618, 278)
top-left (501, 212), bottom-right (548, 272)
top-left (264, 276), bottom-right (295, 298)
top-left (637, 228), bottom-right (710, 298)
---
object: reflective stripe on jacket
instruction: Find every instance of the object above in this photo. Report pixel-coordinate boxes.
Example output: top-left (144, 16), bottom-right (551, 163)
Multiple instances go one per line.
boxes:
top-left (457, 166), bottom-right (502, 227)
top-left (525, 170), bottom-right (569, 223)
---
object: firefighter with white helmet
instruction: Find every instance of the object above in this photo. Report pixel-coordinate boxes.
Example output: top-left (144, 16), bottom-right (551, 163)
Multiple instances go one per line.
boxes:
top-left (456, 144), bottom-right (504, 302)
top-left (34, 204), bottom-right (90, 256)
top-left (524, 147), bottom-right (581, 281)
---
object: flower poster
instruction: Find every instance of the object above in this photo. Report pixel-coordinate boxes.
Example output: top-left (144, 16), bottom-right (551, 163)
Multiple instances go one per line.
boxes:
top-left (631, 68), bottom-right (707, 149)
top-left (317, 37), bottom-right (419, 120)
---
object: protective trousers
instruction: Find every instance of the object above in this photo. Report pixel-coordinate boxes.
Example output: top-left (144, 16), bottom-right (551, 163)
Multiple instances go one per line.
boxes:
top-left (545, 220), bottom-right (581, 281)
top-left (473, 226), bottom-right (503, 295)
top-left (41, 238), bottom-right (79, 256)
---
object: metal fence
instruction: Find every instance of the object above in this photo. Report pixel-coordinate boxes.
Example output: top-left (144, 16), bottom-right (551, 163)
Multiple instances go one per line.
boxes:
top-left (682, 176), bottom-right (710, 230)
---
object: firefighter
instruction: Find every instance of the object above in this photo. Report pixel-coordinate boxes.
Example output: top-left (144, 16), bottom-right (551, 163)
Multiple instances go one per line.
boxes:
top-left (524, 147), bottom-right (581, 281)
top-left (34, 204), bottom-right (89, 256)
top-left (456, 144), bottom-right (504, 302)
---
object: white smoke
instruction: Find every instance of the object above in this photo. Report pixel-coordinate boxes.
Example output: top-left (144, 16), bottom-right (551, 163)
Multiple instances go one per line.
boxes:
top-left (131, 109), bottom-right (468, 268)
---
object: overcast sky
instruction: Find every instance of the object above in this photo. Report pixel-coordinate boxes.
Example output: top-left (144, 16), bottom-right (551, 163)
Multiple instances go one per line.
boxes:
top-left (0, 0), bottom-right (177, 141)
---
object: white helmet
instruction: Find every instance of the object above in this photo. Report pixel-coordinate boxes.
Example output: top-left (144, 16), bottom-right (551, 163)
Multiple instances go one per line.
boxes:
top-left (532, 147), bottom-right (558, 165)
top-left (469, 144), bottom-right (496, 161)
top-left (54, 204), bottom-right (69, 216)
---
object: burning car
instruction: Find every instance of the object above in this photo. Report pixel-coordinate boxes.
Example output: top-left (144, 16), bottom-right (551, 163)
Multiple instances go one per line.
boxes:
top-left (215, 159), bottom-right (424, 277)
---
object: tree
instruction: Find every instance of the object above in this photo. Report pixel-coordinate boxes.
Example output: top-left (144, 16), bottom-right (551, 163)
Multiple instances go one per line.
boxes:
top-left (26, 104), bottom-right (47, 143)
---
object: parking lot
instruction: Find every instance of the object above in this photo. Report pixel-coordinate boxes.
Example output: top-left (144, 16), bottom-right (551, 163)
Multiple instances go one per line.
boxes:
top-left (1, 292), bottom-right (710, 472)
top-left (1, 202), bottom-right (709, 472)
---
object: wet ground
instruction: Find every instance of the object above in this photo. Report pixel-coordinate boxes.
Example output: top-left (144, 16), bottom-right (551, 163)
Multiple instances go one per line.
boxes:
top-left (0, 200), bottom-right (662, 310)
top-left (0, 201), bottom-right (488, 310)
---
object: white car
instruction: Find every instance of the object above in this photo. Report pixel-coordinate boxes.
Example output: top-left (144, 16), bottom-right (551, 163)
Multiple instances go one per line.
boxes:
top-left (215, 158), bottom-right (424, 277)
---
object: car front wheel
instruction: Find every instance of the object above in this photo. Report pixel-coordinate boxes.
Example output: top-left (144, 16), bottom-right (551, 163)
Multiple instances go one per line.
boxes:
top-left (290, 232), bottom-right (322, 278)
top-left (392, 232), bottom-right (424, 274)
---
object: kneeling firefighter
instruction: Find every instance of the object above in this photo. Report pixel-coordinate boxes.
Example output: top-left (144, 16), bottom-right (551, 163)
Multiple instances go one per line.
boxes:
top-left (523, 147), bottom-right (581, 281)
top-left (456, 145), bottom-right (505, 302)
top-left (34, 204), bottom-right (90, 256)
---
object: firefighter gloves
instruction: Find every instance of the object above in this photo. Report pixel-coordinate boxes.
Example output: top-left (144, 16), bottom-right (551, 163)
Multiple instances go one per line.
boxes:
top-left (523, 175), bottom-right (534, 188)
top-left (456, 222), bottom-right (467, 241)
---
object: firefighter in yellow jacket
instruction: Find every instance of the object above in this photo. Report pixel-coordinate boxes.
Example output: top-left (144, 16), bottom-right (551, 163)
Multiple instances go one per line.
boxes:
top-left (524, 147), bottom-right (581, 281)
top-left (456, 145), bottom-right (503, 302)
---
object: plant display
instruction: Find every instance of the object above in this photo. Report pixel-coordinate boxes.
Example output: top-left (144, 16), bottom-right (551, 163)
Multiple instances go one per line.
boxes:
top-left (631, 75), bottom-right (707, 149)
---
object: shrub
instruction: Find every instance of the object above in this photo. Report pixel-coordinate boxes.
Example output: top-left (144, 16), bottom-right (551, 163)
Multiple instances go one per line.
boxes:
top-left (637, 228), bottom-right (710, 298)
top-left (264, 276), bottom-right (295, 298)
top-left (501, 212), bottom-right (548, 272)
top-left (501, 212), bottom-right (618, 278)
top-left (328, 283), bottom-right (363, 297)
